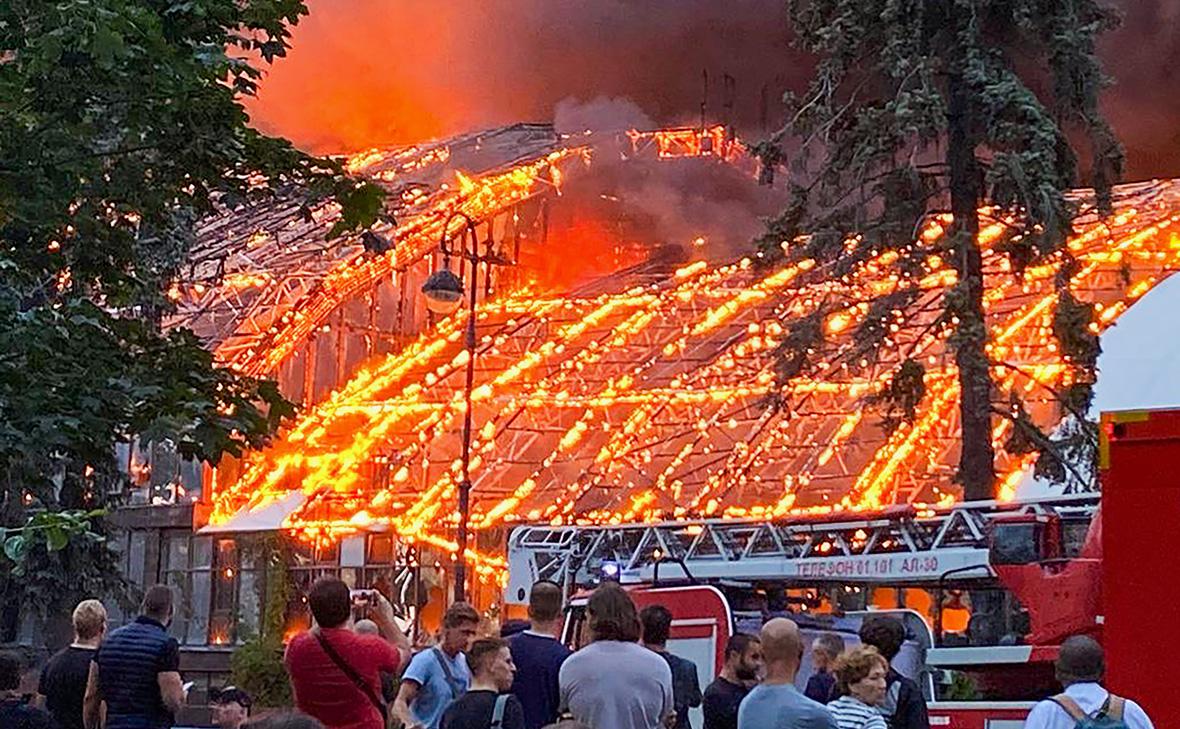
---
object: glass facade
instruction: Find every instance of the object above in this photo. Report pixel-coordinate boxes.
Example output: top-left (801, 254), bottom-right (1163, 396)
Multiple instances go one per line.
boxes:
top-left (112, 518), bottom-right (427, 647)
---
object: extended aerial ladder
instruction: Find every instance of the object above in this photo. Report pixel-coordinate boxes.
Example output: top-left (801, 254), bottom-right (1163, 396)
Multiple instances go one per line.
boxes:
top-left (504, 494), bottom-right (1099, 603)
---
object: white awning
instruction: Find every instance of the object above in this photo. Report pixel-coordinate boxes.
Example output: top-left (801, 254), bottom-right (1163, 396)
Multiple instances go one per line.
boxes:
top-left (198, 490), bottom-right (307, 534)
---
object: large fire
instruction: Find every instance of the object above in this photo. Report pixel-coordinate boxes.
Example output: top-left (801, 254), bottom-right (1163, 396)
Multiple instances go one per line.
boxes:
top-left (201, 126), bottom-right (1180, 580)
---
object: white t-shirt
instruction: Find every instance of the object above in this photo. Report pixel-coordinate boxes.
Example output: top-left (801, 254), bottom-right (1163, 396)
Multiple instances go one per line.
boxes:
top-left (559, 640), bottom-right (673, 729)
top-left (1023, 683), bottom-right (1154, 729)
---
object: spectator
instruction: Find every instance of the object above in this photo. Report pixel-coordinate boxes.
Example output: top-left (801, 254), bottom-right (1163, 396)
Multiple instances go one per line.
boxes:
top-left (500, 620), bottom-right (531, 639)
top-left (804, 633), bottom-right (845, 704)
top-left (702, 633), bottom-right (763, 729)
top-left (393, 601), bottom-right (481, 729)
top-left (856, 617), bottom-right (928, 729)
top-left (85, 585), bottom-right (184, 729)
top-left (509, 581), bottom-right (572, 729)
top-left (39, 600), bottom-right (106, 729)
top-left (558, 583), bottom-right (673, 729)
top-left (827, 646), bottom-right (888, 729)
top-left (354, 620), bottom-right (398, 704)
top-left (440, 638), bottom-right (526, 729)
top-left (210, 686), bottom-right (252, 729)
top-left (0, 651), bottom-right (50, 729)
top-left (640, 604), bottom-right (701, 729)
top-left (285, 579), bottom-right (411, 729)
top-left (1023, 635), bottom-right (1154, 729)
top-left (737, 618), bottom-right (836, 729)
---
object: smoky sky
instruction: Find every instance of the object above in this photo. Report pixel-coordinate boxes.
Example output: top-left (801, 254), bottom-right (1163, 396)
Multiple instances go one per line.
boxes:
top-left (246, 0), bottom-right (1180, 181)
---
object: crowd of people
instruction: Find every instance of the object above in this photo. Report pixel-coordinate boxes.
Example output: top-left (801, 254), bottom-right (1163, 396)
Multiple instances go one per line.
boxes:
top-left (0, 579), bottom-right (1155, 729)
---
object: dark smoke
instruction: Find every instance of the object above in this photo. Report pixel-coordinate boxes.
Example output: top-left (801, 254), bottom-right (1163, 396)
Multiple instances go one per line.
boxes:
top-left (1099, 0), bottom-right (1180, 179)
top-left (246, 0), bottom-right (794, 150)
top-left (247, 0), bottom-right (1180, 181)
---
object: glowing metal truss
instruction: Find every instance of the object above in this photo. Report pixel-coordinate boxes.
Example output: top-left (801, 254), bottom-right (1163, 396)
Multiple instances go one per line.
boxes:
top-left (205, 176), bottom-right (1180, 578)
top-left (168, 124), bottom-right (744, 377)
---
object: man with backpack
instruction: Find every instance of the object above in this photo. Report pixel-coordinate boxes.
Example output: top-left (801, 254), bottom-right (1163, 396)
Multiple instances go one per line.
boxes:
top-left (394, 602), bottom-right (481, 729)
top-left (440, 638), bottom-right (526, 729)
top-left (1023, 635), bottom-right (1154, 729)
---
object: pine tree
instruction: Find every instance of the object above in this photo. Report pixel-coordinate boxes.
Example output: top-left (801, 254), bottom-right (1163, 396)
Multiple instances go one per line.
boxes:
top-left (756, 0), bottom-right (1123, 500)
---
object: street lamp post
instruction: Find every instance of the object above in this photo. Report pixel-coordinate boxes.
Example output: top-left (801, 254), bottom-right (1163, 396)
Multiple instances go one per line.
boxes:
top-left (420, 212), bottom-right (513, 603)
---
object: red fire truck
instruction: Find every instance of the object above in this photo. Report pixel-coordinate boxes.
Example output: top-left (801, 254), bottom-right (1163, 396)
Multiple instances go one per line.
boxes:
top-left (505, 407), bottom-right (1180, 728)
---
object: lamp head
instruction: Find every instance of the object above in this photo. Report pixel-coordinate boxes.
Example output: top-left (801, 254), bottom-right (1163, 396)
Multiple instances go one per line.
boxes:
top-left (421, 269), bottom-right (464, 315)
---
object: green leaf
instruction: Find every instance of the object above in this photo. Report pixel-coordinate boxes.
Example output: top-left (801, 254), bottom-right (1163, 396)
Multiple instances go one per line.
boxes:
top-left (46, 526), bottom-right (69, 552)
top-left (92, 25), bottom-right (126, 67)
top-left (4, 535), bottom-right (26, 562)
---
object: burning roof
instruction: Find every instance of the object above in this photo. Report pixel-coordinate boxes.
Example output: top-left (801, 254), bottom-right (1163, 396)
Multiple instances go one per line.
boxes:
top-left (167, 124), bottom-right (744, 376)
top-left (195, 125), bottom-right (1180, 577)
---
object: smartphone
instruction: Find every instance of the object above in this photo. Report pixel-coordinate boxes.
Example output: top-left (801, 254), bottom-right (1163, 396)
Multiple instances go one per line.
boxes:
top-left (182, 681), bottom-right (194, 695)
top-left (349, 589), bottom-right (375, 606)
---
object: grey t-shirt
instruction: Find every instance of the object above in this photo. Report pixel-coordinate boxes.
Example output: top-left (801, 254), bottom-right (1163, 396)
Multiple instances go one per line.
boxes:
top-left (738, 683), bottom-right (839, 729)
top-left (559, 640), bottom-right (674, 729)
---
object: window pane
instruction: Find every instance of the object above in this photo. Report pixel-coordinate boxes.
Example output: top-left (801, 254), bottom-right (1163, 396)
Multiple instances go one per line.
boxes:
top-left (179, 458), bottom-right (203, 501)
top-left (107, 534), bottom-right (130, 626)
top-left (237, 570), bottom-right (262, 642)
top-left (166, 571), bottom-right (191, 641)
top-left (210, 614), bottom-right (233, 646)
top-left (128, 532), bottom-right (147, 586)
top-left (192, 537), bottom-right (213, 568)
top-left (213, 570), bottom-right (237, 611)
top-left (290, 541), bottom-right (315, 570)
top-left (368, 535), bottom-right (394, 564)
top-left (166, 535), bottom-right (189, 572)
top-left (187, 572), bottom-right (211, 645)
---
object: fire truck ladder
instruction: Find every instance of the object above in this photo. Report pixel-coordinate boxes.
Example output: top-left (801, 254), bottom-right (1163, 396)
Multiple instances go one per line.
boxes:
top-left (504, 495), bottom-right (1099, 602)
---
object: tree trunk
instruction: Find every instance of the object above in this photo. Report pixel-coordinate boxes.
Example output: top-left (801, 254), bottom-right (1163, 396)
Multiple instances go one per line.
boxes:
top-left (947, 67), bottom-right (996, 502)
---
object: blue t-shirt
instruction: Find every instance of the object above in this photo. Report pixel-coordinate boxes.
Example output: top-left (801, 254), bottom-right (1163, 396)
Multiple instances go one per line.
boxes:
top-left (402, 648), bottom-right (472, 729)
top-left (738, 684), bottom-right (838, 729)
top-left (508, 631), bottom-right (572, 729)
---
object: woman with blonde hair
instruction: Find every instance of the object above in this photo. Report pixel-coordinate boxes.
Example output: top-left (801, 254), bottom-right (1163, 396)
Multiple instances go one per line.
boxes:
top-left (827, 645), bottom-right (889, 729)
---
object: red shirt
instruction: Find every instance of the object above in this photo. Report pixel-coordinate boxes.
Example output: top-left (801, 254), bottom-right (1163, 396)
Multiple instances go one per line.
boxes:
top-left (285, 628), bottom-right (407, 729)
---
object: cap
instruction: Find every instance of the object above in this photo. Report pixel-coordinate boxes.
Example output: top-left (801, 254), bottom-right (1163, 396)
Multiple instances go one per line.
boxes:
top-left (210, 686), bottom-right (252, 707)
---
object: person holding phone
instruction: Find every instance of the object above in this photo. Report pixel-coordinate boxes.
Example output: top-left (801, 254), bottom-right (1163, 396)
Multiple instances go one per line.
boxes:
top-left (285, 578), bottom-right (411, 729)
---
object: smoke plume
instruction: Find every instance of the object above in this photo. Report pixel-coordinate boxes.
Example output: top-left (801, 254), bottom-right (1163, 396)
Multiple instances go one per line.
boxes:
top-left (246, 0), bottom-right (1180, 181)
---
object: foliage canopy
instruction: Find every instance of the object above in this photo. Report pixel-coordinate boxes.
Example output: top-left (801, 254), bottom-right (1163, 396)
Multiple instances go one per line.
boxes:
top-left (0, 0), bottom-right (382, 627)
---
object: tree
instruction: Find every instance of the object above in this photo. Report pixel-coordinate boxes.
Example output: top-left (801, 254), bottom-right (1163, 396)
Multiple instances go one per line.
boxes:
top-left (0, 0), bottom-right (382, 629)
top-left (756, 0), bottom-right (1123, 499)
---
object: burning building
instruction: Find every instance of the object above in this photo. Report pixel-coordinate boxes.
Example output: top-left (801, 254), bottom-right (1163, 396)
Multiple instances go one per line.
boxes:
top-left (108, 122), bottom-right (1180, 670)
